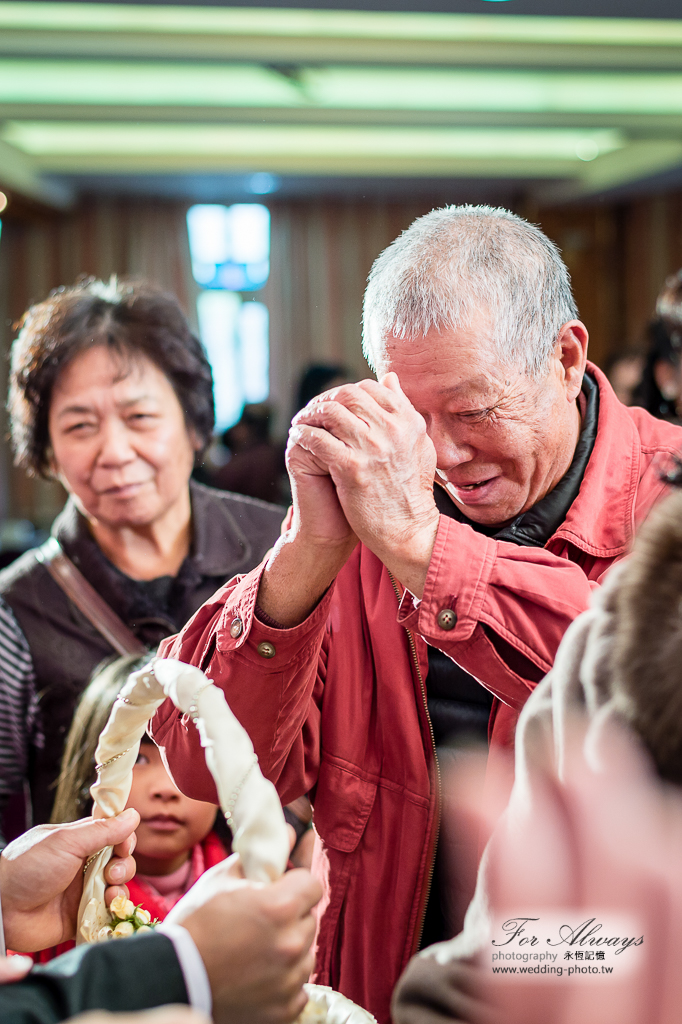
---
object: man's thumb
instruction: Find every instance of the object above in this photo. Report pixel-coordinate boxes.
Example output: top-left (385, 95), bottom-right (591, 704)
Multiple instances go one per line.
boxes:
top-left (67, 808), bottom-right (140, 858)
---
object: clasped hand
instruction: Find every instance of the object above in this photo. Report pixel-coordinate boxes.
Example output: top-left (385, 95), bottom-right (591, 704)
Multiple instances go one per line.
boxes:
top-left (288, 373), bottom-right (439, 597)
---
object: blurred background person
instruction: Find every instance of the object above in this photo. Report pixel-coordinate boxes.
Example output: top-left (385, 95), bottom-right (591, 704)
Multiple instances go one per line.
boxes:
top-left (207, 403), bottom-right (286, 505)
top-left (631, 319), bottom-right (680, 420)
top-left (632, 271), bottom-right (682, 421)
top-left (0, 278), bottom-right (285, 845)
top-left (605, 349), bottom-right (645, 407)
top-left (294, 363), bottom-right (355, 418)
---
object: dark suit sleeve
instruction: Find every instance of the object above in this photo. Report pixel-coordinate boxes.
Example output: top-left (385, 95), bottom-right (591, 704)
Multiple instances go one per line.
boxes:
top-left (0, 932), bottom-right (188, 1023)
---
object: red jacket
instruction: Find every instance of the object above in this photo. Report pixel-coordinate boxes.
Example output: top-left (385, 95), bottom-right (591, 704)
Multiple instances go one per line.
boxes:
top-left (152, 366), bottom-right (682, 1024)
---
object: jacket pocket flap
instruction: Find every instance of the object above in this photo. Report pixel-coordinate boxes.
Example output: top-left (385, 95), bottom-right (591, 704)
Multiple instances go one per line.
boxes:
top-left (313, 760), bottom-right (377, 854)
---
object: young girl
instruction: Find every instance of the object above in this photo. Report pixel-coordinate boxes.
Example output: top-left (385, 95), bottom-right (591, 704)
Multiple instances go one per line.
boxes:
top-left (33, 653), bottom-right (227, 961)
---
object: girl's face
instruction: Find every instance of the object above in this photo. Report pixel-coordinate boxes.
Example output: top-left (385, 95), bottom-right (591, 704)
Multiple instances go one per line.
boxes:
top-left (126, 740), bottom-right (218, 875)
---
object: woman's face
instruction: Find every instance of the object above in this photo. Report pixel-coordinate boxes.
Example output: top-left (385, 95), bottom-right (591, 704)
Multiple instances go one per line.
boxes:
top-left (48, 345), bottom-right (199, 529)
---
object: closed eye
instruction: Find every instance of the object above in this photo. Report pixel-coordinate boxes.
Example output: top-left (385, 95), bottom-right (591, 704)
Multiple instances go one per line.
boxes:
top-left (63, 421), bottom-right (96, 434)
top-left (459, 407), bottom-right (494, 422)
top-left (127, 412), bottom-right (158, 424)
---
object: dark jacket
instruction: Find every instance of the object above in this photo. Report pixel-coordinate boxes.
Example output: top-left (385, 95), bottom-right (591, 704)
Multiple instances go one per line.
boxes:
top-left (0, 931), bottom-right (187, 1023)
top-left (0, 480), bottom-right (283, 828)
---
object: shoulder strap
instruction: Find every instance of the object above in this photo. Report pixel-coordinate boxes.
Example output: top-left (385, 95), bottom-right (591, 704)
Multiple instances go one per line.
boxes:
top-left (36, 536), bottom-right (147, 658)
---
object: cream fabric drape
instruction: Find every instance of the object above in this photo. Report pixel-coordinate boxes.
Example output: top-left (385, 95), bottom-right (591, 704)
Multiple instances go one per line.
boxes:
top-left (78, 655), bottom-right (377, 1024)
top-left (78, 656), bottom-right (290, 943)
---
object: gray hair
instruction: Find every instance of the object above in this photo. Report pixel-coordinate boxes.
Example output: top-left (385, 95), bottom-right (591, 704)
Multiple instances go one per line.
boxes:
top-left (362, 205), bottom-right (579, 378)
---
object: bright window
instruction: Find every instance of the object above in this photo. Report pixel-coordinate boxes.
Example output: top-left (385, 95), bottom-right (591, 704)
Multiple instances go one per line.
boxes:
top-left (187, 203), bottom-right (270, 430)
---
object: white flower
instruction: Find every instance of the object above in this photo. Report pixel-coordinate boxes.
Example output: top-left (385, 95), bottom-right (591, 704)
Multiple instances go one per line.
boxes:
top-left (110, 895), bottom-right (135, 920)
top-left (97, 926), bottom-right (113, 941)
top-left (134, 907), bottom-right (152, 926)
top-left (136, 925), bottom-right (153, 934)
top-left (112, 921), bottom-right (135, 939)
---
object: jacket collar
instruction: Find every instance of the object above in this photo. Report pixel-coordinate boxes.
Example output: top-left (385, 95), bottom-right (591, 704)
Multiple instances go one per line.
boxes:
top-left (52, 479), bottom-right (253, 581)
top-left (184, 480), bottom-right (255, 577)
top-left (551, 361), bottom-right (640, 558)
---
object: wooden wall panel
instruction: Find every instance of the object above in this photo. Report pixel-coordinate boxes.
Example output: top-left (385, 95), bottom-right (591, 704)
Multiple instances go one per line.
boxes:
top-left (621, 194), bottom-right (682, 350)
top-left (533, 204), bottom-right (622, 371)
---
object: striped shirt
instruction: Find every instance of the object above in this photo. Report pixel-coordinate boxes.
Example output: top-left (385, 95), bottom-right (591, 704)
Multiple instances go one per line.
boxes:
top-left (0, 598), bottom-right (40, 845)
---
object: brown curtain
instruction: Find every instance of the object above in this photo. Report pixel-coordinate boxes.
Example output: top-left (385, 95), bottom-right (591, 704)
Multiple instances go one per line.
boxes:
top-left (263, 199), bottom-right (437, 434)
top-left (1, 198), bottom-right (197, 329)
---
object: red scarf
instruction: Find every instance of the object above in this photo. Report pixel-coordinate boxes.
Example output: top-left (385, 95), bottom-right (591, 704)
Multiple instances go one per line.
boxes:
top-left (127, 830), bottom-right (227, 921)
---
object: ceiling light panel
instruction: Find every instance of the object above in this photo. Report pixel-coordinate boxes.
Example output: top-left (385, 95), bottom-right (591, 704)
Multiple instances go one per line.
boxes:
top-left (0, 60), bottom-right (298, 106)
top-left (0, 4), bottom-right (681, 48)
top-left (2, 61), bottom-right (682, 116)
top-left (2, 121), bottom-right (624, 161)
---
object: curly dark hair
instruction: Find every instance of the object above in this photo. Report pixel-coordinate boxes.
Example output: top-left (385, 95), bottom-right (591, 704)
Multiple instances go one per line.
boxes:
top-left (8, 277), bottom-right (215, 477)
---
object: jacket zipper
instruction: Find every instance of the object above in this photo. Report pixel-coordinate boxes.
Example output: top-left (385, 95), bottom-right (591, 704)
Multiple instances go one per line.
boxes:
top-left (387, 572), bottom-right (441, 954)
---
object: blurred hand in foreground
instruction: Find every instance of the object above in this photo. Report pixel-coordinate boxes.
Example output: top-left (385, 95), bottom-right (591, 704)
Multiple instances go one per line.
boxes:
top-left (0, 954), bottom-right (33, 984)
top-left (395, 715), bottom-right (682, 1024)
top-left (167, 855), bottom-right (321, 1024)
top-left (68, 1008), bottom-right (209, 1024)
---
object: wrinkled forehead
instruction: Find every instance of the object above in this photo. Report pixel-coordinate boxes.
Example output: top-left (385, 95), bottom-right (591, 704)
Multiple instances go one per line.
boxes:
top-left (375, 321), bottom-right (519, 398)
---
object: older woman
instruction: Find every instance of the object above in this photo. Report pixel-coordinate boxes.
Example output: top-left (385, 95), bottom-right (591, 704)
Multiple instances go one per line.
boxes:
top-left (0, 278), bottom-right (284, 841)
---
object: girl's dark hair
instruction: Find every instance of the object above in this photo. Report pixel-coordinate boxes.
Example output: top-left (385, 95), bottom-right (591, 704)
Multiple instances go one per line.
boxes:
top-left (51, 652), bottom-right (150, 824)
top-left (9, 277), bottom-right (215, 477)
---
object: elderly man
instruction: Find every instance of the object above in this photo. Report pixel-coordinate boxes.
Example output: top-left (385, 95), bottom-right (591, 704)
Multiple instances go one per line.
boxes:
top-left (152, 206), bottom-right (682, 1024)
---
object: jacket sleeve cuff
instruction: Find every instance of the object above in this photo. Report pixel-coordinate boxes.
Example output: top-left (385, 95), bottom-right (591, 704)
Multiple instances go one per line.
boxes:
top-left (397, 515), bottom-right (497, 643)
top-left (158, 922), bottom-right (211, 1016)
top-left (214, 559), bottom-right (337, 667)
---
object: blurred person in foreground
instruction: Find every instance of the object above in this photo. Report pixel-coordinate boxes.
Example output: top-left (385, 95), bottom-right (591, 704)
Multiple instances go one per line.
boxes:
top-left (0, 809), bottom-right (320, 1024)
top-left (0, 278), bottom-right (284, 843)
top-left (393, 481), bottom-right (682, 1024)
top-left (151, 205), bottom-right (682, 1023)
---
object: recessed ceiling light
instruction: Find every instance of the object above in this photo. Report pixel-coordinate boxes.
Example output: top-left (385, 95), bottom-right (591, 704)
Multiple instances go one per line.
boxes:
top-left (575, 139), bottom-right (600, 161)
top-left (248, 172), bottom-right (279, 195)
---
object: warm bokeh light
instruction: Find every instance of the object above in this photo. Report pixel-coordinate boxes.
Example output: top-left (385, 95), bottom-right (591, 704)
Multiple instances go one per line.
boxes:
top-left (0, 192), bottom-right (8, 214)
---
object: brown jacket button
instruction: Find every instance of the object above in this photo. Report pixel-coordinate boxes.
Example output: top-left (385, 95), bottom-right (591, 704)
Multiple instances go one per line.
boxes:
top-left (229, 617), bottom-right (243, 639)
top-left (436, 608), bottom-right (457, 631)
top-left (257, 641), bottom-right (276, 659)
